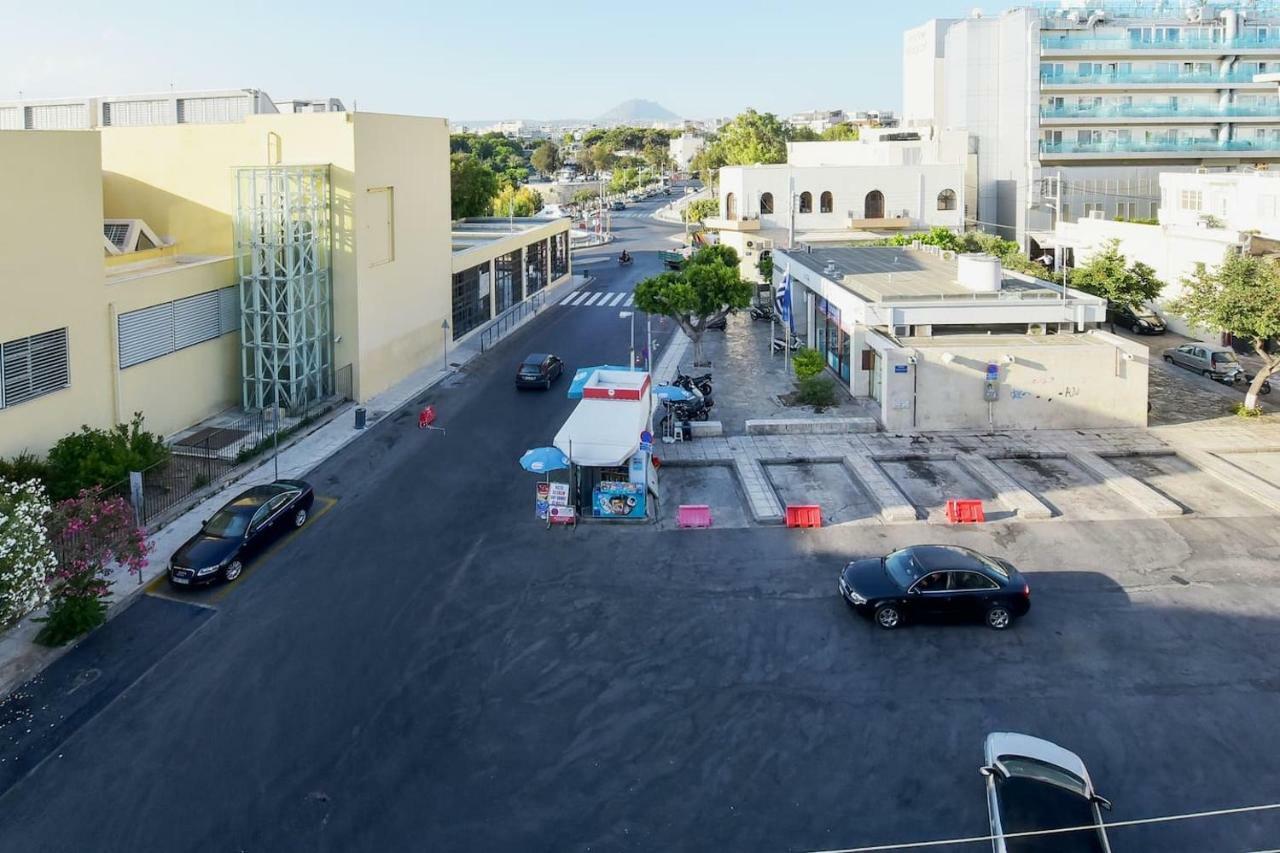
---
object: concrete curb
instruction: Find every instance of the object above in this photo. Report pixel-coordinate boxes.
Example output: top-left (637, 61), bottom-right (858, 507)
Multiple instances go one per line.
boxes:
top-left (734, 457), bottom-right (784, 523)
top-left (1176, 449), bottom-right (1280, 513)
top-left (1068, 450), bottom-right (1184, 518)
top-left (841, 453), bottom-right (919, 523)
top-left (956, 453), bottom-right (1054, 520)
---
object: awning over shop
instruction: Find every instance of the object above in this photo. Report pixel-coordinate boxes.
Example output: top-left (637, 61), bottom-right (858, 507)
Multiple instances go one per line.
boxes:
top-left (553, 396), bottom-right (654, 467)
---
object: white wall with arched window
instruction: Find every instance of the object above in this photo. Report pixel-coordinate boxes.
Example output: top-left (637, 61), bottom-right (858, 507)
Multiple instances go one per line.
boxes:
top-left (937, 189), bottom-right (957, 211)
top-left (799, 191), bottom-right (813, 213)
top-left (724, 192), bottom-right (737, 219)
top-left (760, 192), bottom-right (774, 214)
top-left (864, 190), bottom-right (885, 219)
top-left (819, 191), bottom-right (834, 213)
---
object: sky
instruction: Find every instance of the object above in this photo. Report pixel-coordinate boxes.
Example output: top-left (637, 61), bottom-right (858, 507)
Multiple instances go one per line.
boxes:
top-left (3, 1), bottom-right (975, 121)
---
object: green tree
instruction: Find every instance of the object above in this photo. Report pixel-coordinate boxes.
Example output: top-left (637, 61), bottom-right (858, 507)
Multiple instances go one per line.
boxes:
top-left (682, 197), bottom-right (719, 224)
top-left (756, 251), bottom-right (774, 284)
top-left (821, 123), bottom-right (861, 141)
top-left (792, 348), bottom-right (825, 380)
top-left (707, 109), bottom-right (790, 167)
top-left (451, 154), bottom-right (499, 219)
top-left (572, 187), bottom-right (600, 207)
top-left (1172, 250), bottom-right (1280, 411)
top-left (45, 413), bottom-right (168, 501)
top-left (788, 126), bottom-right (821, 142)
top-left (589, 143), bottom-right (616, 174)
top-left (1069, 240), bottom-right (1165, 309)
top-left (634, 245), bottom-right (753, 365)
top-left (642, 144), bottom-right (672, 173)
top-left (531, 141), bottom-right (561, 176)
top-left (491, 185), bottom-right (543, 217)
top-left (609, 167), bottom-right (640, 194)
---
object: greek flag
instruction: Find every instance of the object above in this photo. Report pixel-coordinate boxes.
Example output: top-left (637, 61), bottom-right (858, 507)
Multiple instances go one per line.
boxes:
top-left (776, 268), bottom-right (795, 334)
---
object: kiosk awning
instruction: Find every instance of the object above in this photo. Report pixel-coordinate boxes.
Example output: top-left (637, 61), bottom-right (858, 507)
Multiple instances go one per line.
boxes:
top-left (553, 397), bottom-right (653, 467)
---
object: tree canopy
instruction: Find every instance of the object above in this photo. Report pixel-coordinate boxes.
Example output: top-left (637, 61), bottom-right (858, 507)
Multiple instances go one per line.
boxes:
top-left (450, 132), bottom-right (530, 187)
top-left (1172, 249), bottom-right (1280, 409)
top-left (1069, 240), bottom-right (1164, 309)
top-left (450, 153), bottom-right (499, 219)
top-left (531, 141), bottom-right (561, 176)
top-left (634, 245), bottom-right (753, 364)
top-left (490, 185), bottom-right (543, 217)
top-left (821, 123), bottom-right (860, 142)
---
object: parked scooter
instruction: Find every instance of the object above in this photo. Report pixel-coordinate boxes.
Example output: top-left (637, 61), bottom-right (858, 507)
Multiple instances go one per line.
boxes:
top-left (1218, 365), bottom-right (1273, 395)
top-left (771, 335), bottom-right (804, 354)
top-left (750, 304), bottom-right (778, 322)
top-left (674, 371), bottom-right (713, 396)
top-left (658, 396), bottom-right (715, 435)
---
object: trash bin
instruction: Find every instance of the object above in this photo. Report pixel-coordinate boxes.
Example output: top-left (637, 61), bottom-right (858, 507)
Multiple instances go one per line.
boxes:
top-left (354, 407), bottom-right (367, 430)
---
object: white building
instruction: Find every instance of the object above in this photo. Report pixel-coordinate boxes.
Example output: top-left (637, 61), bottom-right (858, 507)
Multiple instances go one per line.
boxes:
top-left (0, 88), bottom-right (281, 130)
top-left (771, 246), bottom-right (1143, 431)
top-left (706, 131), bottom-right (969, 281)
top-left (903, 2), bottom-right (1280, 250)
top-left (668, 133), bottom-right (706, 171)
top-left (1051, 169), bottom-right (1280, 336)
top-left (787, 109), bottom-right (848, 134)
top-left (273, 98), bottom-right (346, 114)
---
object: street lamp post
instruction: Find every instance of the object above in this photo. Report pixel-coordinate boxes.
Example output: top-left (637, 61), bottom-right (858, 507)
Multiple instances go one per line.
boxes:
top-left (620, 310), bottom-right (635, 367)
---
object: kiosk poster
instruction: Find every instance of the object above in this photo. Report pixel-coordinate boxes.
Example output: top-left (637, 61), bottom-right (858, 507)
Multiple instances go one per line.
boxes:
top-left (548, 483), bottom-right (569, 507)
top-left (535, 482), bottom-right (550, 519)
top-left (592, 482), bottom-right (646, 519)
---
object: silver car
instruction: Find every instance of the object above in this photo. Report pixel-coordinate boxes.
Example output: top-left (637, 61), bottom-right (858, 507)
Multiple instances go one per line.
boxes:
top-left (1163, 342), bottom-right (1240, 378)
top-left (980, 732), bottom-right (1112, 853)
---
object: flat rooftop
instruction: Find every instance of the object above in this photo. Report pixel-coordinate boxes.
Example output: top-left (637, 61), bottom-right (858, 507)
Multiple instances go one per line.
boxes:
top-left (902, 333), bottom-right (1105, 348)
top-left (451, 217), bottom-right (567, 253)
top-left (787, 247), bottom-right (1059, 302)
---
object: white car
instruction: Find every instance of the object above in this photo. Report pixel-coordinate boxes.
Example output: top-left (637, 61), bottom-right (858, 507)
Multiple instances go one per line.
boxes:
top-left (980, 732), bottom-right (1112, 853)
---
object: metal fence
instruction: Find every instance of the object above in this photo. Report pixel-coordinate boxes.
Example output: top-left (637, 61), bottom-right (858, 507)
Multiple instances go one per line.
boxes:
top-left (478, 289), bottom-right (550, 353)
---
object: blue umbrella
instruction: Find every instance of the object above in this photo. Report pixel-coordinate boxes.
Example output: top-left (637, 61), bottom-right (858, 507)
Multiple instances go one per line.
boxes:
top-left (519, 446), bottom-right (570, 473)
top-left (568, 364), bottom-right (636, 399)
top-left (654, 384), bottom-right (695, 403)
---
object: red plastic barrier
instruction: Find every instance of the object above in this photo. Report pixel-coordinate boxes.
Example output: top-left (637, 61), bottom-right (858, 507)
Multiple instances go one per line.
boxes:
top-left (418, 405), bottom-right (437, 429)
top-left (945, 499), bottom-right (985, 524)
top-left (785, 505), bottom-right (823, 528)
top-left (677, 505), bottom-right (712, 529)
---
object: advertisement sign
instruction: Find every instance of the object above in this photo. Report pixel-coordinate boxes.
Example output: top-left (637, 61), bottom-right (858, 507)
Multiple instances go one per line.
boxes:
top-left (548, 483), bottom-right (569, 507)
top-left (535, 482), bottom-right (550, 519)
top-left (628, 452), bottom-right (647, 485)
top-left (592, 482), bottom-right (646, 519)
top-left (548, 505), bottom-right (576, 525)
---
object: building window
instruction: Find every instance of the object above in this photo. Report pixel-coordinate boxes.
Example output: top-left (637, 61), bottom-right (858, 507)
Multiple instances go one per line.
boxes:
top-left (525, 239), bottom-right (548, 294)
top-left (451, 262), bottom-right (492, 340)
top-left (1, 328), bottom-right (70, 409)
top-left (550, 231), bottom-right (569, 281)
top-left (1179, 190), bottom-right (1203, 212)
top-left (725, 192), bottom-right (737, 219)
top-left (759, 192), bottom-right (774, 215)
top-left (937, 189), bottom-right (957, 211)
top-left (495, 250), bottom-right (521, 314)
top-left (799, 191), bottom-right (813, 213)
top-left (819, 191), bottom-right (834, 213)
top-left (864, 190), bottom-right (885, 219)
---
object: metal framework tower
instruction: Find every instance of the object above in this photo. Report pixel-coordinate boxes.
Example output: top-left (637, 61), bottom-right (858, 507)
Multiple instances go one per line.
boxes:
top-left (235, 165), bottom-right (333, 412)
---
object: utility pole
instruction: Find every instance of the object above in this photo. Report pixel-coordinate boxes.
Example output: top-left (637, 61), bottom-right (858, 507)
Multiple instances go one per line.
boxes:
top-left (788, 172), bottom-right (796, 250)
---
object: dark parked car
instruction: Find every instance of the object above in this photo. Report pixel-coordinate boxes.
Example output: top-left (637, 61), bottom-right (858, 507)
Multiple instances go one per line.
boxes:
top-left (169, 480), bottom-right (314, 586)
top-left (838, 545), bottom-right (1030, 630)
top-left (516, 353), bottom-right (564, 389)
top-left (1108, 303), bottom-right (1166, 335)
top-left (980, 732), bottom-right (1113, 853)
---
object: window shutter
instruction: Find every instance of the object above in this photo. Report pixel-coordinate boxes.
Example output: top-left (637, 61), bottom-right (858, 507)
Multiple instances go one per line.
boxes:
top-left (219, 286), bottom-right (240, 336)
top-left (118, 304), bottom-right (175, 368)
top-left (1, 328), bottom-right (69, 407)
top-left (174, 291), bottom-right (222, 350)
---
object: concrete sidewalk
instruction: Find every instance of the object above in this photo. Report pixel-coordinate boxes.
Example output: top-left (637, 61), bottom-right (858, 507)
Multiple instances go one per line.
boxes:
top-left (0, 271), bottom-right (580, 699)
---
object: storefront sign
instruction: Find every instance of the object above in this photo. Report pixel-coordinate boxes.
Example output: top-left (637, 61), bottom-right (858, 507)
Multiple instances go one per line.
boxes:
top-left (592, 482), bottom-right (646, 519)
top-left (548, 505), bottom-right (576, 525)
top-left (629, 452), bottom-right (647, 485)
top-left (548, 483), bottom-right (570, 507)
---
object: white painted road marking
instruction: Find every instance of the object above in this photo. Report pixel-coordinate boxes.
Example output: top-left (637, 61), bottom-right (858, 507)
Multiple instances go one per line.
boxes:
top-left (584, 292), bottom-right (603, 305)
top-left (560, 291), bottom-right (579, 305)
top-left (571, 292), bottom-right (591, 305)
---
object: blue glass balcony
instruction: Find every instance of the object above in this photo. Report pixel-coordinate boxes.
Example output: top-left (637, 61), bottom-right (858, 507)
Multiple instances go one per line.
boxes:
top-left (1041, 69), bottom-right (1273, 85)
top-left (1034, 1), bottom-right (1280, 21)
top-left (1040, 138), bottom-right (1280, 155)
top-left (1041, 103), bottom-right (1280, 119)
top-left (1043, 34), bottom-right (1280, 51)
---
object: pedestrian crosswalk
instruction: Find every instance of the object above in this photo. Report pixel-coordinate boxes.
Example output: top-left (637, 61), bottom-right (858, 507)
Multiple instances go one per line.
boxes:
top-left (559, 290), bottom-right (636, 309)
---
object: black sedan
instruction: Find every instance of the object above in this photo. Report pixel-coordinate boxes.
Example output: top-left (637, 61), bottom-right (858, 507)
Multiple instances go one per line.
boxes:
top-left (169, 480), bottom-right (314, 586)
top-left (516, 353), bottom-right (564, 390)
top-left (1109, 304), bottom-right (1166, 335)
top-left (838, 545), bottom-right (1030, 630)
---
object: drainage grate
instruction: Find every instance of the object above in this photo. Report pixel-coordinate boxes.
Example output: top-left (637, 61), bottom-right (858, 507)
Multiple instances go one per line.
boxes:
top-left (1170, 575), bottom-right (1191, 586)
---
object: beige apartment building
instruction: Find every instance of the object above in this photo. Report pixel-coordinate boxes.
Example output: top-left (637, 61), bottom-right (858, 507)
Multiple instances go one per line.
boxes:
top-left (0, 110), bottom-right (569, 458)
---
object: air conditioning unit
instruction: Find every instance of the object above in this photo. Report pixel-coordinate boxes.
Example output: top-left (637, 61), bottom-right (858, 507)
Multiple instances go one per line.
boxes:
top-left (1028, 322), bottom-right (1047, 336)
top-left (893, 325), bottom-right (911, 338)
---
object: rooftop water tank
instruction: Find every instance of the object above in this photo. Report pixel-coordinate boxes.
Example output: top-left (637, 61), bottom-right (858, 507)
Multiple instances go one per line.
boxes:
top-left (957, 253), bottom-right (1002, 293)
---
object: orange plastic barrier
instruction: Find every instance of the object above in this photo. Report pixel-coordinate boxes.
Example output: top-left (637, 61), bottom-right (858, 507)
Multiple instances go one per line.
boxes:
top-left (945, 499), bottom-right (985, 524)
top-left (677, 505), bottom-right (713, 529)
top-left (785, 505), bottom-right (823, 528)
top-left (418, 405), bottom-right (436, 429)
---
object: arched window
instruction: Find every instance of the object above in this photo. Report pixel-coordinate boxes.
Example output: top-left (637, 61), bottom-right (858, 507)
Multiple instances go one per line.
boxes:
top-left (937, 189), bottom-right (957, 211)
top-left (759, 192), bottom-right (774, 215)
top-left (725, 192), bottom-right (737, 219)
top-left (864, 190), bottom-right (884, 219)
top-left (799, 191), bottom-right (813, 213)
top-left (820, 191), bottom-right (834, 213)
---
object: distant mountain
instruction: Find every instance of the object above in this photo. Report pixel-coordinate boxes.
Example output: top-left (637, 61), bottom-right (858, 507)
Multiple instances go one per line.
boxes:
top-left (594, 99), bottom-right (681, 125)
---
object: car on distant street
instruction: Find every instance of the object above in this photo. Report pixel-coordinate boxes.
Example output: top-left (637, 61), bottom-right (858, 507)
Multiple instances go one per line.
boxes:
top-left (838, 544), bottom-right (1030, 630)
top-left (1162, 342), bottom-right (1240, 378)
top-left (516, 353), bottom-right (564, 389)
top-left (169, 480), bottom-right (314, 586)
top-left (610, 200), bottom-right (626, 211)
top-left (980, 732), bottom-right (1113, 853)
top-left (1108, 303), bottom-right (1166, 335)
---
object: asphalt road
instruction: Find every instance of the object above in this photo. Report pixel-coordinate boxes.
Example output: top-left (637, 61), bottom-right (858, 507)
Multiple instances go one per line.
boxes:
top-left (3, 191), bottom-right (1280, 852)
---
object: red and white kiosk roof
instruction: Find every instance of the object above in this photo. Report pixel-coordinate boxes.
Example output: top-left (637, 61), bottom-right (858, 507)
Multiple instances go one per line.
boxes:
top-left (554, 370), bottom-right (655, 467)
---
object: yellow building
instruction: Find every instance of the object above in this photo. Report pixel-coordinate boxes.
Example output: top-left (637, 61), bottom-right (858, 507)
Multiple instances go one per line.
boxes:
top-left (0, 112), bottom-right (570, 459)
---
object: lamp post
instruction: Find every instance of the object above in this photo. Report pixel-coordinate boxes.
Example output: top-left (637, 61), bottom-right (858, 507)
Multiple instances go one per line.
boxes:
top-left (441, 318), bottom-right (450, 366)
top-left (619, 310), bottom-right (635, 367)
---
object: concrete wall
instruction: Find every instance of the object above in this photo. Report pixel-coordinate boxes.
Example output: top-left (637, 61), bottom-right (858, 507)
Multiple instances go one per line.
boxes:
top-left (878, 332), bottom-right (1148, 432)
top-left (0, 131), bottom-right (114, 457)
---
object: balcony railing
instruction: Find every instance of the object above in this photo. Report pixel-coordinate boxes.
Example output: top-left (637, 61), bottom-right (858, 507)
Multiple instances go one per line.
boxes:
top-left (1041, 69), bottom-right (1272, 85)
top-left (1040, 138), bottom-right (1280, 155)
top-left (1041, 103), bottom-right (1280, 119)
top-left (1042, 35), bottom-right (1280, 51)
top-left (1033, 1), bottom-right (1280, 21)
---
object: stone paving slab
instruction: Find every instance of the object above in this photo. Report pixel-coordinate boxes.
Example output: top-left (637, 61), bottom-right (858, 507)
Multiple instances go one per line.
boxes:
top-left (841, 453), bottom-right (918, 523)
top-left (732, 457), bottom-right (784, 523)
top-left (1067, 451), bottom-right (1185, 518)
top-left (1177, 449), bottom-right (1280, 513)
top-left (955, 453), bottom-right (1054, 520)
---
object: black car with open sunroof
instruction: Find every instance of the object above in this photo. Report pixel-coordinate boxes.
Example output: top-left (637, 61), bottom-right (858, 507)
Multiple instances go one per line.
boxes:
top-left (839, 545), bottom-right (1030, 630)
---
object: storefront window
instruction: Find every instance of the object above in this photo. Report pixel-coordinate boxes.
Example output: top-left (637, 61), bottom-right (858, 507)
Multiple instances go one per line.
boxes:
top-left (815, 297), bottom-right (849, 384)
top-left (495, 250), bottom-right (521, 314)
top-left (550, 231), bottom-right (569, 280)
top-left (526, 239), bottom-right (548, 293)
top-left (451, 262), bottom-right (491, 340)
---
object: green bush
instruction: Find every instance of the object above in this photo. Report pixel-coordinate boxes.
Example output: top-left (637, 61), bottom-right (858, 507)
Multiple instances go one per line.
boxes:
top-left (795, 375), bottom-right (837, 409)
top-left (36, 595), bottom-right (108, 647)
top-left (45, 413), bottom-right (168, 500)
top-left (1233, 402), bottom-right (1264, 419)
top-left (0, 451), bottom-right (51, 487)
top-left (683, 198), bottom-right (719, 223)
top-left (792, 348), bottom-right (825, 380)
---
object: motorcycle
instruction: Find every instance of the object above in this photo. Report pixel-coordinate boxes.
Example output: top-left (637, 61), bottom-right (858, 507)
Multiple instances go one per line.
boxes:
top-left (674, 371), bottom-right (713, 396)
top-left (618, 254), bottom-right (633, 267)
top-left (1218, 366), bottom-right (1272, 395)
top-left (658, 396), bottom-right (715, 434)
top-left (771, 335), bottom-right (804, 354)
top-left (750, 304), bottom-right (778, 322)
top-left (706, 315), bottom-right (728, 331)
